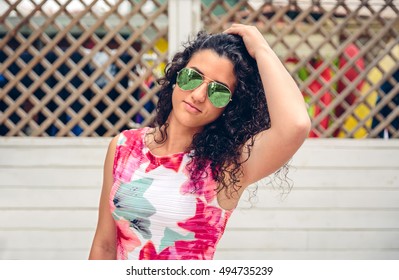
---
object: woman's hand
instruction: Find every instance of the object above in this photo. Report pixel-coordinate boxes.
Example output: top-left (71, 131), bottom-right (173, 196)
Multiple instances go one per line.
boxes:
top-left (224, 23), bottom-right (270, 59)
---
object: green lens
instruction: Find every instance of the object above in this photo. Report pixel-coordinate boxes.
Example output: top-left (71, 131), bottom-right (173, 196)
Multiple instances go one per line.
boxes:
top-left (177, 68), bottom-right (203, 90)
top-left (208, 83), bottom-right (231, 108)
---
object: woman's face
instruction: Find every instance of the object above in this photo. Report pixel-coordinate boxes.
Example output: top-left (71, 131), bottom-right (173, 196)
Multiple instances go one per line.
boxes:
top-left (169, 49), bottom-right (236, 131)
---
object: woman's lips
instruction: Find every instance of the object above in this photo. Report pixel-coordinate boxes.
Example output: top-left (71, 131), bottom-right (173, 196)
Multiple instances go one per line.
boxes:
top-left (183, 101), bottom-right (202, 113)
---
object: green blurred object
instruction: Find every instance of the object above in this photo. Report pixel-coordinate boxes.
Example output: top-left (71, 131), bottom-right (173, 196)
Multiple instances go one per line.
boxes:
top-left (202, 0), bottom-right (240, 16)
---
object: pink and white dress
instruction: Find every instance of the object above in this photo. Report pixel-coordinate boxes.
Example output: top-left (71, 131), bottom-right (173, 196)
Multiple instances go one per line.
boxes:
top-left (110, 127), bottom-right (233, 260)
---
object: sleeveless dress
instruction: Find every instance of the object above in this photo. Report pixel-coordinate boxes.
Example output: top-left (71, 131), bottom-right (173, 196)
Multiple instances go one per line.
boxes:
top-left (109, 127), bottom-right (234, 260)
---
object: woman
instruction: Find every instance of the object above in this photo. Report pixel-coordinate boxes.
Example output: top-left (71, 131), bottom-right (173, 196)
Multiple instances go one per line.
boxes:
top-left (89, 24), bottom-right (311, 260)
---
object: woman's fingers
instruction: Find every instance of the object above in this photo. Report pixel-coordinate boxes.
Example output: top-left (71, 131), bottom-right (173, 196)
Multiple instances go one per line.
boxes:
top-left (224, 23), bottom-right (269, 58)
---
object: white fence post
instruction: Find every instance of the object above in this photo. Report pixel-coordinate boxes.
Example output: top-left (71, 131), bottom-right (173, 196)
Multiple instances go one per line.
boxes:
top-left (168, 0), bottom-right (201, 61)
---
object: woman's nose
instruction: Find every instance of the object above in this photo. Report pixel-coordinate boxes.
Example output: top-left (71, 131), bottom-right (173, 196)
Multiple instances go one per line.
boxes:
top-left (190, 82), bottom-right (207, 103)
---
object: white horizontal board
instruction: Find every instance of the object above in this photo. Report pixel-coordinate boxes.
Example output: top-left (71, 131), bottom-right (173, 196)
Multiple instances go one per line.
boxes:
top-left (293, 139), bottom-right (399, 168)
top-left (0, 147), bottom-right (107, 167)
top-left (0, 210), bottom-right (98, 229)
top-left (3, 249), bottom-right (399, 260)
top-left (2, 209), bottom-right (399, 229)
top-left (238, 189), bottom-right (399, 209)
top-left (217, 230), bottom-right (307, 249)
top-left (0, 230), bottom-right (94, 250)
top-left (3, 229), bottom-right (397, 252)
top-left (1, 167), bottom-right (397, 189)
top-left (2, 138), bottom-right (399, 168)
top-left (285, 168), bottom-right (399, 188)
top-left (0, 137), bottom-right (110, 147)
top-left (292, 148), bottom-right (399, 168)
top-left (307, 231), bottom-right (399, 249)
top-left (227, 209), bottom-right (399, 229)
top-left (0, 189), bottom-right (100, 208)
top-left (218, 230), bottom-right (399, 250)
top-left (0, 250), bottom-right (89, 260)
top-left (2, 138), bottom-right (397, 149)
top-left (214, 249), bottom-right (399, 260)
top-left (2, 187), bottom-right (398, 210)
top-left (0, 168), bottom-right (103, 188)
top-left (303, 139), bottom-right (399, 149)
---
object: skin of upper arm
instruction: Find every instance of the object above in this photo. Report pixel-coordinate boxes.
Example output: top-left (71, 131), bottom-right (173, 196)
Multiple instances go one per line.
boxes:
top-left (240, 118), bottom-right (310, 187)
top-left (89, 135), bottom-right (119, 259)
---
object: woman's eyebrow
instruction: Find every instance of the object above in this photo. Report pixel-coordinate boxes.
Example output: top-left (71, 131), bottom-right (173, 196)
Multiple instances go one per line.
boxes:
top-left (191, 66), bottom-right (231, 89)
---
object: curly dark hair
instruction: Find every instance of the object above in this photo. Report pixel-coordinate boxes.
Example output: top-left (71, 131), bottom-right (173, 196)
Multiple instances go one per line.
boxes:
top-left (152, 30), bottom-right (272, 196)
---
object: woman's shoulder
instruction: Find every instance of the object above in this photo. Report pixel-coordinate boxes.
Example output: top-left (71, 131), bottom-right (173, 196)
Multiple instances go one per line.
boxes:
top-left (111, 127), bottom-right (151, 178)
top-left (116, 127), bottom-right (151, 147)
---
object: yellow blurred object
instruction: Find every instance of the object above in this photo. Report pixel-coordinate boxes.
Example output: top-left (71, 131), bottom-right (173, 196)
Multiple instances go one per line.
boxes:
top-left (338, 44), bottom-right (399, 138)
top-left (145, 38), bottom-right (168, 78)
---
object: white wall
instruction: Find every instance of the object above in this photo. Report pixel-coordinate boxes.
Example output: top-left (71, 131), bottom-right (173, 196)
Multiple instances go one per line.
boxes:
top-left (0, 137), bottom-right (398, 260)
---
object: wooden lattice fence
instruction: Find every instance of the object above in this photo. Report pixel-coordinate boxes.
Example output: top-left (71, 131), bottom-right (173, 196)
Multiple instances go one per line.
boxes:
top-left (201, 0), bottom-right (399, 138)
top-left (0, 0), bottom-right (398, 138)
top-left (0, 0), bottom-right (168, 136)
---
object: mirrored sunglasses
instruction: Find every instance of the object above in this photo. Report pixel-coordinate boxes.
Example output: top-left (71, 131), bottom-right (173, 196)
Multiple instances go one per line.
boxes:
top-left (176, 67), bottom-right (232, 108)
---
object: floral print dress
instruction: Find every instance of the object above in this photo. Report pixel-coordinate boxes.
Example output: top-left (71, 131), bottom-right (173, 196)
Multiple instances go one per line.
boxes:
top-left (110, 127), bottom-right (233, 260)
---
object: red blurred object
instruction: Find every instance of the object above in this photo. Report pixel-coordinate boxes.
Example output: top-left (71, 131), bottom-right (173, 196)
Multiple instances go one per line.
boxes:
top-left (307, 60), bottom-right (333, 137)
top-left (334, 43), bottom-right (365, 136)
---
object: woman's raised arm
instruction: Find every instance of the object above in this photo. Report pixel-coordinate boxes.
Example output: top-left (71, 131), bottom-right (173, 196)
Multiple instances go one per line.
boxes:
top-left (225, 23), bottom-right (311, 186)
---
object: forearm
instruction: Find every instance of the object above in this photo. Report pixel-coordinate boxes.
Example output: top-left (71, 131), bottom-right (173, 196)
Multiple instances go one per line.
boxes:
top-left (89, 242), bottom-right (117, 260)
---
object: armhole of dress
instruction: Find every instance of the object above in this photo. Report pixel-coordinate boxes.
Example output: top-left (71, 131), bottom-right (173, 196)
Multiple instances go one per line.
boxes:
top-left (112, 128), bottom-right (145, 179)
top-left (112, 131), bottom-right (125, 179)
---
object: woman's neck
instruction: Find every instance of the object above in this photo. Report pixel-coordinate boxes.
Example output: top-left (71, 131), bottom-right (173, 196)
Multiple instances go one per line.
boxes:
top-left (149, 123), bottom-right (201, 156)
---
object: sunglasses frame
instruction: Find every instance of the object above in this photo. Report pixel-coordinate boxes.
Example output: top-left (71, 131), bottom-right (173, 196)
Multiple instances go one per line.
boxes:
top-left (176, 67), bottom-right (232, 108)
